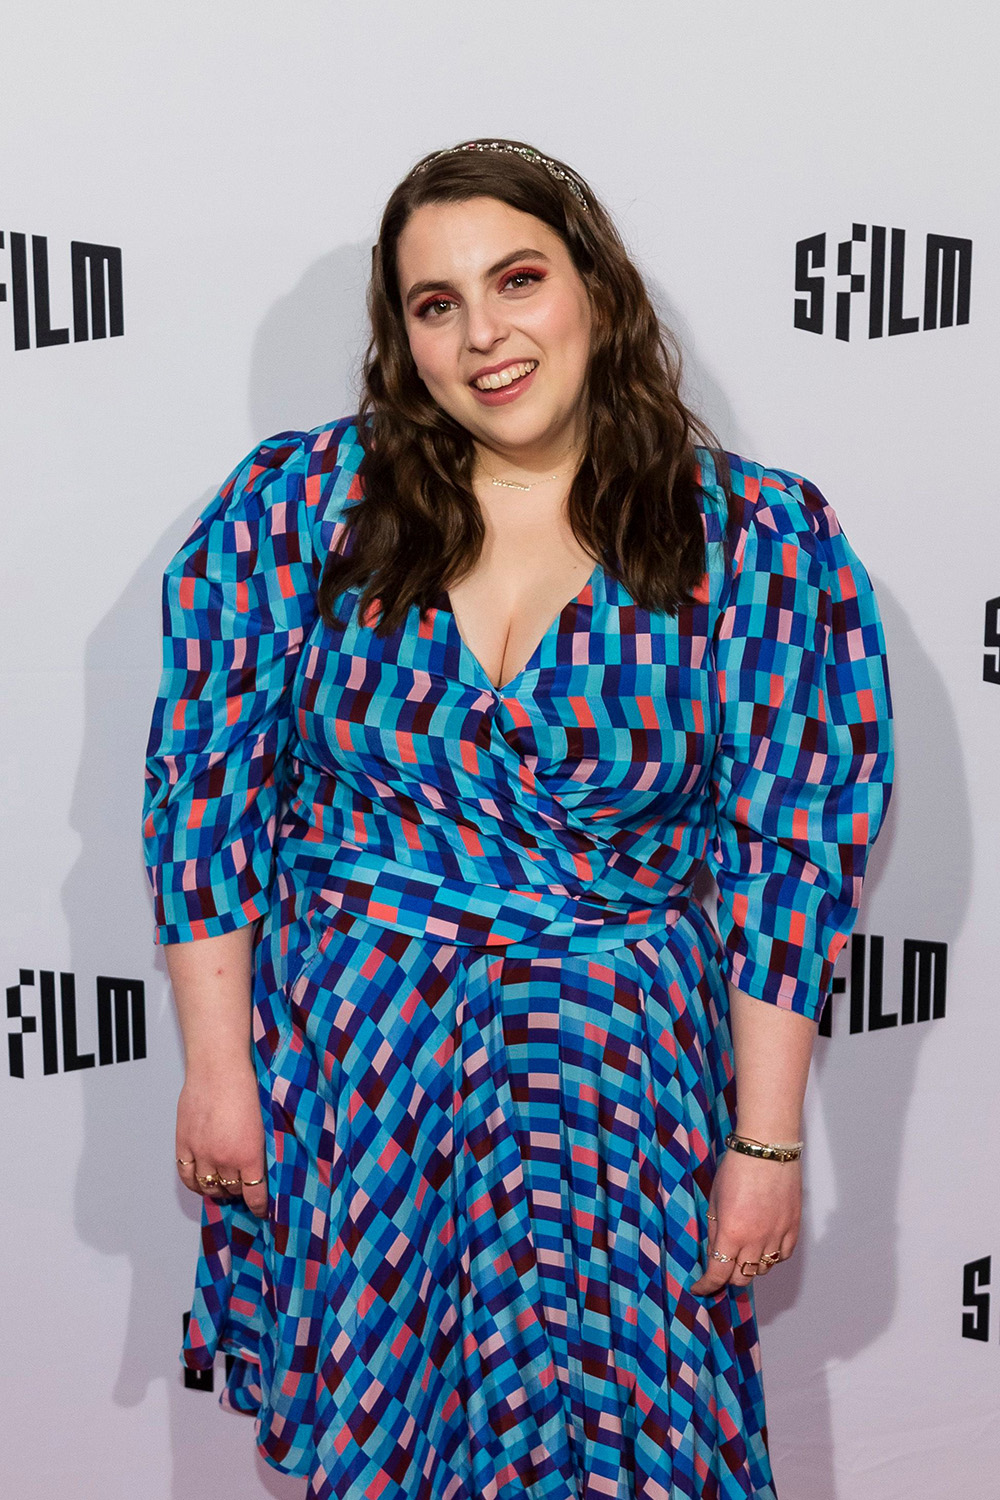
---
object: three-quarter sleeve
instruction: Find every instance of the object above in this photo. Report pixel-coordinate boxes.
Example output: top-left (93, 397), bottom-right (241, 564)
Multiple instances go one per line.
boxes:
top-left (707, 469), bottom-right (893, 1021)
top-left (142, 434), bottom-right (321, 944)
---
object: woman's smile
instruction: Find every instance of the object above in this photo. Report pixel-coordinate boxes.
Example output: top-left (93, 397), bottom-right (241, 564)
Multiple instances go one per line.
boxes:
top-left (468, 359), bottom-right (539, 405)
top-left (469, 357), bottom-right (539, 389)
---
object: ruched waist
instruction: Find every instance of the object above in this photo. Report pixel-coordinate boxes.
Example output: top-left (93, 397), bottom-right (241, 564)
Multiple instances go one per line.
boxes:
top-left (301, 842), bottom-right (692, 955)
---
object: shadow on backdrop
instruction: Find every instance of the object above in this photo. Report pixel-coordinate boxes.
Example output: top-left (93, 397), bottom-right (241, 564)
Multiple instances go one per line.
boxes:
top-left (247, 241), bottom-right (370, 441)
top-left (753, 578), bottom-right (971, 1499)
top-left (646, 273), bottom-right (758, 462)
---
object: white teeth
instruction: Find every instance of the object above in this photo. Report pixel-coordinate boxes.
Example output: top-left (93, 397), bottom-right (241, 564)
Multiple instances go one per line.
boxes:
top-left (473, 360), bottom-right (537, 391)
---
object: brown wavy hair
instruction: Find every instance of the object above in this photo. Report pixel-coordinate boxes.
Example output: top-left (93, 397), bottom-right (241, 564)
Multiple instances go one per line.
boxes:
top-left (317, 137), bottom-right (733, 634)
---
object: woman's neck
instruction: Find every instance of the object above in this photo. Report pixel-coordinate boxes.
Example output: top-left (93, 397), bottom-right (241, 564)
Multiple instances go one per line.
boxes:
top-left (472, 436), bottom-right (585, 487)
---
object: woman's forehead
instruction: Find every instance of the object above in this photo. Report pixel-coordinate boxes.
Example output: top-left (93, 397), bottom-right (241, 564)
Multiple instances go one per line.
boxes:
top-left (397, 198), bottom-right (565, 278)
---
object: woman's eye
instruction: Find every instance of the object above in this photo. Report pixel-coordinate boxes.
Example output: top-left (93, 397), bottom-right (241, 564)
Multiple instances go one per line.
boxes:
top-left (503, 271), bottom-right (542, 291)
top-left (417, 297), bottom-right (456, 319)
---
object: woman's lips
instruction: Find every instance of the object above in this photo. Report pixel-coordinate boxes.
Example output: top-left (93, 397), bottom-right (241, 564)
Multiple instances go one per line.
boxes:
top-left (469, 363), bottom-right (538, 406)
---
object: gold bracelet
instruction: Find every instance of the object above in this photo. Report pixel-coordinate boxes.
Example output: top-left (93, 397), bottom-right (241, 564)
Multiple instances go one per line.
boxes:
top-left (725, 1132), bottom-right (803, 1163)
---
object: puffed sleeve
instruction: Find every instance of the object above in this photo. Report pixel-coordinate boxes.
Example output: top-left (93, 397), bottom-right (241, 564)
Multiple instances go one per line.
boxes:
top-left (707, 467), bottom-right (894, 1021)
top-left (142, 432), bottom-right (322, 944)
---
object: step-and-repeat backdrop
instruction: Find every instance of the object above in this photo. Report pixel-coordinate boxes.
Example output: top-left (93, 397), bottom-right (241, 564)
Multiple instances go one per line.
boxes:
top-left (3, 4), bottom-right (997, 1496)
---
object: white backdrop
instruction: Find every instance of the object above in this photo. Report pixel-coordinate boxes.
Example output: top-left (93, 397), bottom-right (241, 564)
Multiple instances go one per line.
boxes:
top-left (2, 4), bottom-right (997, 1496)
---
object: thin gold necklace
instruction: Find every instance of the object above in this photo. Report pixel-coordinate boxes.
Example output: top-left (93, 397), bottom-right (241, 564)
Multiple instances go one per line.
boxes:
top-left (478, 460), bottom-right (576, 492)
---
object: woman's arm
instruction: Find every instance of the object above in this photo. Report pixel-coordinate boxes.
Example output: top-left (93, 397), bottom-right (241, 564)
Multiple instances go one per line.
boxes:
top-left (144, 426), bottom-right (364, 1216)
top-left (690, 988), bottom-right (816, 1295)
top-left (727, 986), bottom-right (817, 1140)
top-left (142, 436), bottom-right (319, 1216)
top-left (166, 926), bottom-right (269, 1218)
top-left (693, 465), bottom-right (893, 1296)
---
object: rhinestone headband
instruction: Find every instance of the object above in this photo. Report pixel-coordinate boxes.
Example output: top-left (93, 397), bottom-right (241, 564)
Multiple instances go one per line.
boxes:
top-left (411, 141), bottom-right (589, 211)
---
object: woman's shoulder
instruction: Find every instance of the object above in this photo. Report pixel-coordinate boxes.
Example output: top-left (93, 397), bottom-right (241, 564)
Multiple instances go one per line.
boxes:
top-left (232, 414), bottom-right (364, 513)
top-left (693, 443), bottom-right (847, 560)
top-left (187, 415), bottom-right (365, 551)
top-left (164, 417), bottom-right (366, 590)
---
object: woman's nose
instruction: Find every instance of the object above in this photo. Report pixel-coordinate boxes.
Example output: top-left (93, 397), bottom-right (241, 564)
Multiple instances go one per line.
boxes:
top-left (463, 297), bottom-right (508, 353)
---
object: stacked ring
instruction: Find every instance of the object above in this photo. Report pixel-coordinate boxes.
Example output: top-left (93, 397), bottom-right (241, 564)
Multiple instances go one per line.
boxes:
top-left (710, 1249), bottom-right (783, 1275)
top-left (242, 1176), bottom-right (265, 1187)
top-left (195, 1173), bottom-right (219, 1189)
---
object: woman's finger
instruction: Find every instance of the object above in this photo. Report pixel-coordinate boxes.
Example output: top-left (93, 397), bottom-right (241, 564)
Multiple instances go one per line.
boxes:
top-left (728, 1248), bottom-right (767, 1289)
top-left (691, 1205), bottom-right (724, 1294)
top-left (754, 1246), bottom-right (784, 1276)
top-left (175, 1148), bottom-right (199, 1196)
top-left (214, 1162), bottom-right (244, 1201)
top-left (193, 1160), bottom-right (225, 1199)
top-left (691, 1242), bottom-right (741, 1296)
top-left (239, 1160), bottom-right (269, 1220)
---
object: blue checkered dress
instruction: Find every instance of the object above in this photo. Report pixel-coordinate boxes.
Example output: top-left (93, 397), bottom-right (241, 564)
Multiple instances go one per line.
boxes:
top-left (143, 417), bottom-right (893, 1499)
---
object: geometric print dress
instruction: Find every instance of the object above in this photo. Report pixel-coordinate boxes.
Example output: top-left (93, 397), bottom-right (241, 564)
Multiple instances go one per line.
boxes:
top-left (142, 416), bottom-right (893, 1500)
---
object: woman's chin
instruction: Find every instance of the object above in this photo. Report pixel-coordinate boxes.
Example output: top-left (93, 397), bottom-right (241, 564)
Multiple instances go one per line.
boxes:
top-left (465, 403), bottom-right (576, 454)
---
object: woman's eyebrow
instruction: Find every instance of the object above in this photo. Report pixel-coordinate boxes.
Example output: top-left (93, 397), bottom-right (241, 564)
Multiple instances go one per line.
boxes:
top-left (404, 248), bottom-right (551, 306)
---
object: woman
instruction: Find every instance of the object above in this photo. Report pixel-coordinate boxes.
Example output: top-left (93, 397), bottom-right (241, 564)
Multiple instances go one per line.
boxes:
top-left (143, 139), bottom-right (893, 1499)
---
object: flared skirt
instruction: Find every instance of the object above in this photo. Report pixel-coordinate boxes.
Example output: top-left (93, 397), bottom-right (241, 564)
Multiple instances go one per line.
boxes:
top-left (181, 900), bottom-right (776, 1500)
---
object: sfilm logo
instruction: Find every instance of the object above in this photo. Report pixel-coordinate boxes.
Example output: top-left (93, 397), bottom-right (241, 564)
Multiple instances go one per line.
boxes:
top-left (963, 1256), bottom-right (995, 1342)
top-left (795, 225), bottom-right (971, 341)
top-left (0, 230), bottom-right (123, 350)
top-left (984, 598), bottom-right (1000, 684)
top-left (817, 933), bottom-right (947, 1037)
top-left (6, 969), bottom-right (146, 1078)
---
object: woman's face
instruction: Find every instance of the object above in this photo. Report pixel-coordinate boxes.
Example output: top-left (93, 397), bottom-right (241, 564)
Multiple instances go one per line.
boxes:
top-left (396, 195), bottom-right (593, 466)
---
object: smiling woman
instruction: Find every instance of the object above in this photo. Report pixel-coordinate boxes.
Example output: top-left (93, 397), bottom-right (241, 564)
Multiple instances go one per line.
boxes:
top-left (143, 137), bottom-right (894, 1500)
top-left (316, 140), bottom-right (730, 644)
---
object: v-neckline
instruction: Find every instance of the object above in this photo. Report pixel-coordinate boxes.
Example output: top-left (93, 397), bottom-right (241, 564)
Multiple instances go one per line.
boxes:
top-left (443, 562), bottom-right (602, 696)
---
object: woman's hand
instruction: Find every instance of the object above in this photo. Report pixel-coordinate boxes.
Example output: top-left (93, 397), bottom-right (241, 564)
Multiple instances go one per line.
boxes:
top-left (174, 1060), bottom-right (269, 1219)
top-left (164, 926), bottom-right (266, 1216)
top-left (690, 985), bottom-right (816, 1295)
top-left (689, 1148), bottom-right (801, 1295)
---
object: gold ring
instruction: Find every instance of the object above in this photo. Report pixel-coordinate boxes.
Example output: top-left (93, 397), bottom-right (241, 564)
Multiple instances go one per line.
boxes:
top-left (241, 1176), bottom-right (265, 1187)
top-left (195, 1174), bottom-right (219, 1188)
top-left (218, 1177), bottom-right (241, 1188)
top-left (710, 1250), bottom-right (731, 1264)
top-left (707, 1212), bottom-right (718, 1221)
top-left (176, 1157), bottom-right (195, 1167)
top-left (739, 1260), bottom-right (760, 1276)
